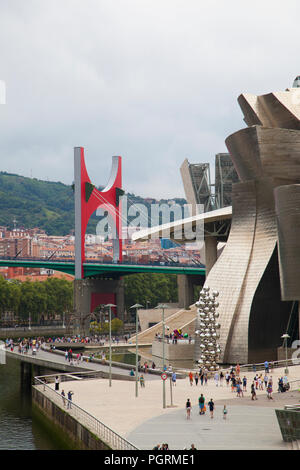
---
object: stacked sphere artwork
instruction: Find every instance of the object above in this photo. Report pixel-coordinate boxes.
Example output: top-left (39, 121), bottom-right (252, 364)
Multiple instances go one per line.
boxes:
top-left (195, 286), bottom-right (221, 371)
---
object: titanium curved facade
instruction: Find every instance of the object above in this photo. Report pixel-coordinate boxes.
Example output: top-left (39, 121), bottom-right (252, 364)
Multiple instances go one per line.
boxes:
top-left (195, 87), bottom-right (300, 364)
top-left (275, 184), bottom-right (300, 300)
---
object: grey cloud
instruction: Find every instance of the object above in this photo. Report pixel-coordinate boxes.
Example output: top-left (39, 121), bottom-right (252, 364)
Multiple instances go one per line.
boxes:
top-left (0, 0), bottom-right (299, 197)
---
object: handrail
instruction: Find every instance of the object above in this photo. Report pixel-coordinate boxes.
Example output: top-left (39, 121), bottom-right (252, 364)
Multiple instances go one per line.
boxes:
top-left (284, 404), bottom-right (300, 410)
top-left (129, 305), bottom-right (196, 342)
top-left (237, 358), bottom-right (300, 373)
top-left (33, 375), bottom-right (139, 450)
top-left (288, 379), bottom-right (300, 391)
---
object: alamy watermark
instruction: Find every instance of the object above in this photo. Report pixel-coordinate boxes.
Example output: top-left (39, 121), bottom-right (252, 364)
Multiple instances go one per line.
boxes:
top-left (95, 196), bottom-right (204, 245)
top-left (0, 80), bottom-right (6, 104)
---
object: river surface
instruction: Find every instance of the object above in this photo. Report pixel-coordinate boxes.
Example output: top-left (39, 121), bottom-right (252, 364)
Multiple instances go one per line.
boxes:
top-left (0, 356), bottom-right (66, 450)
top-left (0, 347), bottom-right (194, 450)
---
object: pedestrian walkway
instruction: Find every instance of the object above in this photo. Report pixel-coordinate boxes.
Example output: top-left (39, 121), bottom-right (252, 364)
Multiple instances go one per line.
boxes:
top-left (6, 347), bottom-right (160, 380)
top-left (45, 363), bottom-right (300, 450)
top-left (127, 404), bottom-right (286, 450)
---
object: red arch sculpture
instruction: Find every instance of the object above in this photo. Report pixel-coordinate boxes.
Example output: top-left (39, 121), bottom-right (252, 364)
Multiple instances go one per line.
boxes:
top-left (74, 147), bottom-right (123, 279)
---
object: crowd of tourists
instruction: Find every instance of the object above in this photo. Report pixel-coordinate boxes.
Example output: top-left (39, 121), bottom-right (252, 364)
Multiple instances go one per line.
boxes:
top-left (4, 337), bottom-right (44, 354)
top-left (183, 360), bottom-right (291, 424)
top-left (45, 334), bottom-right (130, 345)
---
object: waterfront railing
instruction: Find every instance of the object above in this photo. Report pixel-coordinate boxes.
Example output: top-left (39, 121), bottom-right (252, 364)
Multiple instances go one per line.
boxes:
top-left (33, 374), bottom-right (139, 451)
top-left (235, 358), bottom-right (300, 374)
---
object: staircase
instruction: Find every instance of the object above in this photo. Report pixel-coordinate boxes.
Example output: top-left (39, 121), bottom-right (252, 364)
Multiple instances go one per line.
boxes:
top-left (129, 305), bottom-right (197, 344)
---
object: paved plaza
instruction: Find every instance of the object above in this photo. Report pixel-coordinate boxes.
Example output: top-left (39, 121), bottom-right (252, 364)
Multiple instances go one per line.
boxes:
top-left (48, 364), bottom-right (300, 450)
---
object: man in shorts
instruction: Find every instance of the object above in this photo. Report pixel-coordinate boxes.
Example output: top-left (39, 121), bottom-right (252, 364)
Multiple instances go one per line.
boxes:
top-left (208, 398), bottom-right (215, 419)
top-left (198, 394), bottom-right (205, 415)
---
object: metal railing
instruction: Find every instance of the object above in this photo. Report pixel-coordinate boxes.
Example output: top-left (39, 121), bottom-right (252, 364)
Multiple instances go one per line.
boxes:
top-left (154, 337), bottom-right (195, 344)
top-left (33, 374), bottom-right (139, 450)
top-left (0, 255), bottom-right (205, 269)
top-left (284, 404), bottom-right (300, 410)
top-left (288, 379), bottom-right (300, 392)
top-left (237, 358), bottom-right (300, 373)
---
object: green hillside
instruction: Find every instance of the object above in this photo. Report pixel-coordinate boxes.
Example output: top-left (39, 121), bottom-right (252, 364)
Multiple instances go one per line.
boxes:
top-left (0, 172), bottom-right (186, 236)
top-left (0, 172), bottom-right (76, 235)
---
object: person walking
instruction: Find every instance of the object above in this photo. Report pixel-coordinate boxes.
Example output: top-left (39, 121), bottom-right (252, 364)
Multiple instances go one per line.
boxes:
top-left (220, 371), bottom-right (224, 387)
top-left (140, 374), bottom-right (145, 388)
top-left (267, 382), bottom-right (273, 400)
top-left (172, 371), bottom-right (177, 386)
top-left (269, 376), bottom-right (273, 387)
top-left (223, 405), bottom-right (228, 420)
top-left (231, 376), bottom-right (236, 393)
top-left (194, 372), bottom-right (199, 386)
top-left (61, 389), bottom-right (66, 407)
top-left (251, 382), bottom-right (258, 400)
top-left (242, 376), bottom-right (247, 392)
top-left (189, 371), bottom-right (193, 386)
top-left (198, 394), bottom-right (205, 415)
top-left (208, 398), bottom-right (215, 419)
top-left (214, 372), bottom-right (219, 387)
top-left (186, 398), bottom-right (191, 420)
top-left (236, 381), bottom-right (243, 397)
top-left (225, 372), bottom-right (230, 387)
top-left (67, 390), bottom-right (74, 409)
top-left (55, 376), bottom-right (59, 391)
top-left (200, 371), bottom-right (204, 386)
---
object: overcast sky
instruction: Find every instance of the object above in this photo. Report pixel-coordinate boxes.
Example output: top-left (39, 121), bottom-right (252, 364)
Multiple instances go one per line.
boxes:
top-left (0, 0), bottom-right (299, 198)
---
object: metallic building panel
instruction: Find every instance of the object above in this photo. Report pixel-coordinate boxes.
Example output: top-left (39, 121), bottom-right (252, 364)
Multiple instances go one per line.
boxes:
top-left (275, 184), bottom-right (300, 300)
top-left (197, 123), bottom-right (300, 363)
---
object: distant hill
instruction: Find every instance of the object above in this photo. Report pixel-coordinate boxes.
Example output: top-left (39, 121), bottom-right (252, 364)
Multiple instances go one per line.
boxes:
top-left (0, 172), bottom-right (186, 235)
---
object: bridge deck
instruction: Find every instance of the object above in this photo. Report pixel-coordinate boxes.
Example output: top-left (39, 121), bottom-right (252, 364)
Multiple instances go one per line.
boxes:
top-left (5, 346), bottom-right (161, 379)
top-left (0, 259), bottom-right (205, 278)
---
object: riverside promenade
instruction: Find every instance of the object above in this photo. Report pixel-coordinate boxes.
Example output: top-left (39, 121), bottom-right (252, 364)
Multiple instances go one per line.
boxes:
top-left (42, 363), bottom-right (300, 450)
top-left (5, 345), bottom-right (161, 380)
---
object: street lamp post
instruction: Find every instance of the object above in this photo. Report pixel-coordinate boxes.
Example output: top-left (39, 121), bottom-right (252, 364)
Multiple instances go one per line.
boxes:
top-left (130, 303), bottom-right (144, 398)
top-left (105, 304), bottom-right (116, 387)
top-left (281, 333), bottom-right (290, 375)
top-left (155, 303), bottom-right (169, 409)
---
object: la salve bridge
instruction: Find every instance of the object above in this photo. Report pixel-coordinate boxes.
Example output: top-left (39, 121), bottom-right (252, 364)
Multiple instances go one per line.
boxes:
top-left (0, 257), bottom-right (205, 278)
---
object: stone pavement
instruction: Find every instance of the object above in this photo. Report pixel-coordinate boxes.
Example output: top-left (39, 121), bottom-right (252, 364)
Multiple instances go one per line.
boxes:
top-left (48, 364), bottom-right (300, 450)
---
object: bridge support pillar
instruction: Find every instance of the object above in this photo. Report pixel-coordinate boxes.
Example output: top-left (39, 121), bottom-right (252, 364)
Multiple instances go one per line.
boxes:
top-left (177, 274), bottom-right (205, 309)
top-left (73, 278), bottom-right (124, 336)
top-left (20, 362), bottom-right (32, 390)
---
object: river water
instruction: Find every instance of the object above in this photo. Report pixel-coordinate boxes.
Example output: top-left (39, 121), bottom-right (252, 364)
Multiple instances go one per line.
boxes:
top-left (0, 347), bottom-right (194, 450)
top-left (0, 356), bottom-right (66, 450)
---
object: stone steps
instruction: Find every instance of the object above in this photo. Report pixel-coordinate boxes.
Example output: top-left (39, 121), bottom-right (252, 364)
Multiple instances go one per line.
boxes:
top-left (129, 305), bottom-right (197, 344)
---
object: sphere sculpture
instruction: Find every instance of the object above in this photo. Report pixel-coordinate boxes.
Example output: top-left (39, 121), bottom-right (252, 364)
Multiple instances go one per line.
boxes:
top-left (195, 287), bottom-right (221, 371)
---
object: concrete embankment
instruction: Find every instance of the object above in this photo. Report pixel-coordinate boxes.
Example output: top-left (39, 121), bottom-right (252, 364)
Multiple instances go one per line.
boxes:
top-left (32, 385), bottom-right (112, 450)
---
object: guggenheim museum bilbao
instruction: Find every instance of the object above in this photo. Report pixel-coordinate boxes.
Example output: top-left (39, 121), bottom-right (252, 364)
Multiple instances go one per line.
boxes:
top-left (134, 78), bottom-right (300, 365)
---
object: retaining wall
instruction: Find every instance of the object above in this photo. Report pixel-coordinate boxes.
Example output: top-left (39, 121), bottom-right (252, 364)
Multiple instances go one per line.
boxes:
top-left (32, 386), bottom-right (111, 450)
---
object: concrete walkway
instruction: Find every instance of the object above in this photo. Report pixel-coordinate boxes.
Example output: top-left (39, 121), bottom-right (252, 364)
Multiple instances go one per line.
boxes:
top-left (46, 363), bottom-right (300, 450)
top-left (5, 347), bottom-right (160, 380)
